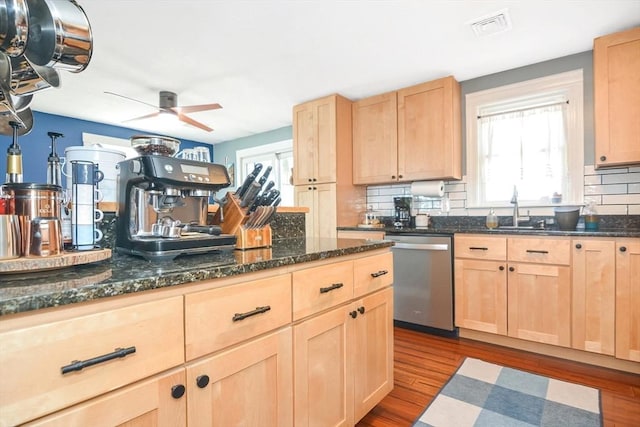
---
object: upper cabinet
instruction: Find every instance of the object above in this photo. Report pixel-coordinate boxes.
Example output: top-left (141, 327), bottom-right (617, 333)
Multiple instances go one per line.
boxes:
top-left (293, 94), bottom-right (352, 185)
top-left (594, 26), bottom-right (640, 168)
top-left (352, 76), bottom-right (462, 185)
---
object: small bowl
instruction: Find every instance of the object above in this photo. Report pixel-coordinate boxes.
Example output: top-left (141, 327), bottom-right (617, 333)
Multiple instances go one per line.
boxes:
top-left (554, 206), bottom-right (581, 230)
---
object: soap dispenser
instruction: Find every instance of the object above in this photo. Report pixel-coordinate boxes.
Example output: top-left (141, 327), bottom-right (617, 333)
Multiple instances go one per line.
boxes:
top-left (486, 208), bottom-right (498, 229)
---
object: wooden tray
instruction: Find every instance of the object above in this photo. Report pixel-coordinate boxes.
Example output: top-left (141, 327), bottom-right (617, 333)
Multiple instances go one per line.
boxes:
top-left (0, 249), bottom-right (112, 274)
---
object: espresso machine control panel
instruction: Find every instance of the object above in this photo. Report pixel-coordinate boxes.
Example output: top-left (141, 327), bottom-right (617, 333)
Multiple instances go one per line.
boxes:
top-left (125, 155), bottom-right (230, 189)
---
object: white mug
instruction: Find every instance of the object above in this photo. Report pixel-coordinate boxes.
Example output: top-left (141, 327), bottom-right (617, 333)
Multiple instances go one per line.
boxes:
top-left (72, 225), bottom-right (103, 250)
top-left (72, 206), bottom-right (104, 225)
top-left (176, 148), bottom-right (197, 160)
top-left (71, 185), bottom-right (103, 204)
top-left (194, 146), bottom-right (211, 162)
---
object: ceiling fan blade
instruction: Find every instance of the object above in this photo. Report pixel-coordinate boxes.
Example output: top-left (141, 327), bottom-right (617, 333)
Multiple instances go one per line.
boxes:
top-left (104, 91), bottom-right (158, 109)
top-left (177, 113), bottom-right (213, 132)
top-left (123, 112), bottom-right (161, 122)
top-left (174, 103), bottom-right (223, 114)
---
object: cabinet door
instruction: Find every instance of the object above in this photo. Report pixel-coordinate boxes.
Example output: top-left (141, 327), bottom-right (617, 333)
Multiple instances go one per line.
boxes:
top-left (316, 183), bottom-right (337, 238)
top-left (24, 368), bottom-right (186, 427)
top-left (292, 96), bottom-right (338, 185)
top-left (454, 259), bottom-right (507, 335)
top-left (352, 92), bottom-right (398, 184)
top-left (507, 263), bottom-right (571, 347)
top-left (397, 76), bottom-right (461, 181)
top-left (353, 287), bottom-right (394, 423)
top-left (187, 328), bottom-right (293, 427)
top-left (615, 239), bottom-right (640, 362)
top-left (294, 305), bottom-right (354, 427)
top-left (295, 184), bottom-right (316, 238)
top-left (572, 239), bottom-right (615, 355)
top-left (293, 101), bottom-right (317, 185)
top-left (594, 27), bottom-right (640, 168)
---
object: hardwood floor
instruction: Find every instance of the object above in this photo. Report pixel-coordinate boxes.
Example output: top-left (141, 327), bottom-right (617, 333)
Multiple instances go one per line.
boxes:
top-left (357, 326), bottom-right (640, 427)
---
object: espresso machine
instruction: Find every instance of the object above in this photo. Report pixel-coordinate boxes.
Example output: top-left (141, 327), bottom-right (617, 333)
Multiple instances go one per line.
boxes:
top-left (115, 155), bottom-right (236, 260)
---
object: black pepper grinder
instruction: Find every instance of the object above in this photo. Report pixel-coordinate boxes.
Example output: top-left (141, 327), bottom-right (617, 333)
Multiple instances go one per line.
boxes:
top-left (6, 121), bottom-right (24, 183)
top-left (46, 131), bottom-right (64, 186)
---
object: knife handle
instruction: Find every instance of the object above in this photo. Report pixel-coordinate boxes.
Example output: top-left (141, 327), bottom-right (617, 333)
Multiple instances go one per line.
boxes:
top-left (240, 182), bottom-right (261, 208)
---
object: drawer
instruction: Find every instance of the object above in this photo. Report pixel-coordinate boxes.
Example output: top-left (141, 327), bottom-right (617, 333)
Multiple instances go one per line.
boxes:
top-left (354, 252), bottom-right (393, 297)
top-left (508, 237), bottom-right (571, 265)
top-left (292, 260), bottom-right (354, 321)
top-left (0, 296), bottom-right (184, 426)
top-left (455, 234), bottom-right (507, 261)
top-left (185, 275), bottom-right (292, 360)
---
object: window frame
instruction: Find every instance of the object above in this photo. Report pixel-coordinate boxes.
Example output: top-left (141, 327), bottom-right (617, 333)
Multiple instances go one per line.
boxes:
top-left (465, 69), bottom-right (584, 208)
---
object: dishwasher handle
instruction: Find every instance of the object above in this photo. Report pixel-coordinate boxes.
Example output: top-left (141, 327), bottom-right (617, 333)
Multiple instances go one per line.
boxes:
top-left (391, 242), bottom-right (449, 251)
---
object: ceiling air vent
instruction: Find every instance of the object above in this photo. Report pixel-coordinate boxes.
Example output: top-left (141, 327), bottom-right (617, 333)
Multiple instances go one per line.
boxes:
top-left (470, 9), bottom-right (512, 37)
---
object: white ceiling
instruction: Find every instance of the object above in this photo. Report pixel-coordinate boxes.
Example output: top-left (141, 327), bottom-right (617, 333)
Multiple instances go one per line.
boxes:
top-left (30, 0), bottom-right (640, 145)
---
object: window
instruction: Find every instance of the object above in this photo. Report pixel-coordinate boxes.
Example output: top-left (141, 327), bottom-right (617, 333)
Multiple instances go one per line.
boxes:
top-left (236, 140), bottom-right (294, 205)
top-left (466, 70), bottom-right (584, 208)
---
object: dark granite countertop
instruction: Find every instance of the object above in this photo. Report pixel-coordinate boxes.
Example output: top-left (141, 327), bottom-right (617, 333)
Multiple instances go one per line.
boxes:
top-left (0, 237), bottom-right (393, 317)
top-left (339, 226), bottom-right (640, 238)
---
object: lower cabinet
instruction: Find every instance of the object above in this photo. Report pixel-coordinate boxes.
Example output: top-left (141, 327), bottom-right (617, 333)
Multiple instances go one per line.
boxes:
top-left (615, 238), bottom-right (640, 362)
top-left (186, 328), bottom-right (293, 427)
top-left (293, 287), bottom-right (393, 427)
top-left (24, 368), bottom-right (187, 427)
top-left (572, 238), bottom-right (616, 355)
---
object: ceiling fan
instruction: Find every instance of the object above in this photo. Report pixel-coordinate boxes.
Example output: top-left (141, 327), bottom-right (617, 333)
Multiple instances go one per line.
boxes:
top-left (105, 90), bottom-right (222, 132)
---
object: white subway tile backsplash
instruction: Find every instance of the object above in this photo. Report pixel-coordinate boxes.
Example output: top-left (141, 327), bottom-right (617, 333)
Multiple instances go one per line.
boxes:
top-left (602, 172), bottom-right (640, 184)
top-left (365, 165), bottom-right (639, 217)
top-left (583, 175), bottom-right (601, 185)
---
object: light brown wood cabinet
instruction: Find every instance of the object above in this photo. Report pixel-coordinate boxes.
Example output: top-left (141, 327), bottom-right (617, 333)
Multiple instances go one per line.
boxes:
top-left (186, 328), bottom-right (293, 427)
top-left (293, 94), bottom-right (365, 236)
top-left (454, 235), bottom-right (572, 347)
top-left (615, 238), bottom-right (640, 362)
top-left (454, 235), bottom-right (508, 335)
top-left (594, 26), bottom-right (640, 168)
top-left (352, 76), bottom-right (462, 184)
top-left (1, 250), bottom-right (393, 426)
top-left (571, 238), bottom-right (616, 355)
top-left (337, 229), bottom-right (386, 241)
top-left (292, 252), bottom-right (394, 426)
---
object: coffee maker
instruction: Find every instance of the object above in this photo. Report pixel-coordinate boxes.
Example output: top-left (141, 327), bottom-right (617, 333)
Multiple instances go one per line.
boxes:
top-left (115, 155), bottom-right (236, 260)
top-left (393, 196), bottom-right (413, 229)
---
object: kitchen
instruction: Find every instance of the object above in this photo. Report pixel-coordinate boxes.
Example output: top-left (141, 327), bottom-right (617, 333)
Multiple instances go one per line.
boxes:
top-left (1, 1), bottom-right (640, 426)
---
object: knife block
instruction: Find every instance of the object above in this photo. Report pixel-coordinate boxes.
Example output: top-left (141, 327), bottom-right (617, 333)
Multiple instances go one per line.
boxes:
top-left (221, 192), bottom-right (273, 250)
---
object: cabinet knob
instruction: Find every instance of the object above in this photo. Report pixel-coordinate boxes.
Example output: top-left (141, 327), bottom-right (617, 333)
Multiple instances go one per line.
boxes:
top-left (509, 266), bottom-right (515, 272)
top-left (620, 246), bottom-right (627, 252)
top-left (357, 306), bottom-right (365, 314)
top-left (308, 186), bottom-right (313, 190)
top-left (196, 375), bottom-right (210, 389)
top-left (575, 243), bottom-right (582, 249)
top-left (349, 310), bottom-right (358, 319)
top-left (312, 178), bottom-right (317, 182)
top-left (499, 265), bottom-right (505, 271)
top-left (308, 178), bottom-right (312, 182)
top-left (600, 155), bottom-right (607, 162)
top-left (398, 175), bottom-right (403, 179)
top-left (391, 175), bottom-right (396, 179)
top-left (171, 384), bottom-right (186, 399)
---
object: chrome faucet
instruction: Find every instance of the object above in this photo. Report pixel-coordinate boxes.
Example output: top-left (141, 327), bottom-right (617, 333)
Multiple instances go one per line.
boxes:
top-left (510, 186), bottom-right (530, 226)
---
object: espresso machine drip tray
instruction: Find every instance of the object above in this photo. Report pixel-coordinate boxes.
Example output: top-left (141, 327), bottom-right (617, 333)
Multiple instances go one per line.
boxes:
top-left (119, 234), bottom-right (237, 261)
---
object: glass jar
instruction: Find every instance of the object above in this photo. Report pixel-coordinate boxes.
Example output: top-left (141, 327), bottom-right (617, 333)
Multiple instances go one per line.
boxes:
top-left (486, 208), bottom-right (498, 229)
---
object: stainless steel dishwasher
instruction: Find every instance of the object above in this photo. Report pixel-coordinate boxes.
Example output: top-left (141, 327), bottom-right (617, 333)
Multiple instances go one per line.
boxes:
top-left (386, 234), bottom-right (455, 333)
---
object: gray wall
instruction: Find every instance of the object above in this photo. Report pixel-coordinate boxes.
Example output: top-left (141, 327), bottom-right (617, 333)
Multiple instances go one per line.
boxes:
top-left (460, 50), bottom-right (594, 171)
top-left (213, 125), bottom-right (292, 192)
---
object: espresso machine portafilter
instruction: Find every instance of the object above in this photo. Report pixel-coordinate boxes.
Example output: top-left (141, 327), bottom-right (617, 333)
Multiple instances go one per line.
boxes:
top-left (115, 155), bottom-right (236, 260)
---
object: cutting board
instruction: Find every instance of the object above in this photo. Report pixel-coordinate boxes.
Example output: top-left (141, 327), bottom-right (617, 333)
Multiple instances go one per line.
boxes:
top-left (0, 249), bottom-right (112, 274)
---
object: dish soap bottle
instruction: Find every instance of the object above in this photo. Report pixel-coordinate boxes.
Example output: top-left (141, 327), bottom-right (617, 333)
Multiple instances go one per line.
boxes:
top-left (486, 208), bottom-right (498, 229)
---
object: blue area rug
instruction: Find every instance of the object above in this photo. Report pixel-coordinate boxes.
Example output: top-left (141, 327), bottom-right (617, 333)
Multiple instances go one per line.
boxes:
top-left (413, 357), bottom-right (602, 427)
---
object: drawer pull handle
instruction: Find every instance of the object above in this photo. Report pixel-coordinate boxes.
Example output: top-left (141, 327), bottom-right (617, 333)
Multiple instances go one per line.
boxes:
top-left (526, 249), bottom-right (549, 254)
top-left (370, 270), bottom-right (388, 278)
top-left (61, 346), bottom-right (136, 374)
top-left (232, 305), bottom-right (271, 322)
top-left (320, 283), bottom-right (344, 294)
top-left (469, 246), bottom-right (488, 250)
